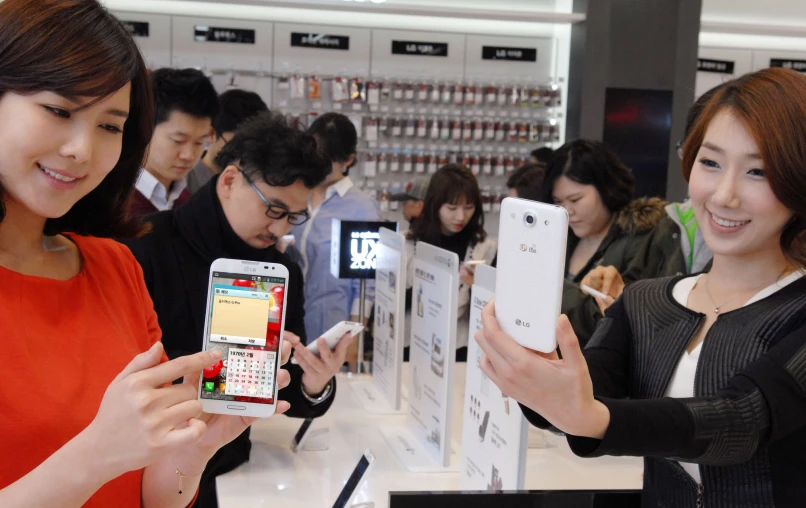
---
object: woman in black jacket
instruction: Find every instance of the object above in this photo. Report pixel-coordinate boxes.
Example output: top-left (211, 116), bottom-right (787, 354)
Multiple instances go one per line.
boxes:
top-left (545, 139), bottom-right (667, 345)
top-left (476, 68), bottom-right (806, 507)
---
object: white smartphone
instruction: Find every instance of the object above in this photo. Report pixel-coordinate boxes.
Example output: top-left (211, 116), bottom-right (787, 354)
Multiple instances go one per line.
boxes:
top-left (332, 449), bottom-right (376, 508)
top-left (198, 258), bottom-right (290, 418)
top-left (290, 320), bottom-right (364, 365)
top-left (580, 283), bottom-right (614, 303)
top-left (495, 198), bottom-right (569, 353)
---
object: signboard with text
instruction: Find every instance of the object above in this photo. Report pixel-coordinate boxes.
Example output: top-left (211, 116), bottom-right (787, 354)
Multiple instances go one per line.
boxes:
top-left (391, 40), bottom-right (449, 57)
top-left (460, 265), bottom-right (528, 491)
top-left (482, 45), bottom-right (537, 62)
top-left (330, 219), bottom-right (399, 280)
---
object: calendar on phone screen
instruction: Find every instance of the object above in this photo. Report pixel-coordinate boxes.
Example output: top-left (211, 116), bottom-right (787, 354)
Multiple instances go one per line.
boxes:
top-left (225, 348), bottom-right (276, 398)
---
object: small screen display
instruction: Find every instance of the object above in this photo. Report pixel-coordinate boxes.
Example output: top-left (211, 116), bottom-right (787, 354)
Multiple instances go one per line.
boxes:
top-left (201, 271), bottom-right (286, 405)
top-left (332, 454), bottom-right (372, 508)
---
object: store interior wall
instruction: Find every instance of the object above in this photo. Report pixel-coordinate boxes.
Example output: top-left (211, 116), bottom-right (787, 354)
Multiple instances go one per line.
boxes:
top-left (112, 0), bottom-right (806, 218)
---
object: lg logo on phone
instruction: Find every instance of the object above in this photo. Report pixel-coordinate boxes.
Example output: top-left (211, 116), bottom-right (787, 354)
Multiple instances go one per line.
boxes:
top-left (245, 267), bottom-right (257, 273)
top-left (519, 244), bottom-right (538, 253)
top-left (515, 319), bottom-right (531, 328)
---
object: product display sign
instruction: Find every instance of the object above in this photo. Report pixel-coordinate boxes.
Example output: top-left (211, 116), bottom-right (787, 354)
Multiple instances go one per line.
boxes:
top-left (481, 46), bottom-right (537, 62)
top-left (291, 32), bottom-right (350, 51)
top-left (770, 58), bottom-right (806, 72)
top-left (459, 265), bottom-right (528, 492)
top-left (371, 228), bottom-right (407, 410)
top-left (391, 40), bottom-right (449, 57)
top-left (330, 219), bottom-right (399, 280)
top-left (407, 242), bottom-right (459, 466)
top-left (697, 58), bottom-right (735, 74)
top-left (122, 21), bottom-right (149, 37)
top-left (194, 25), bottom-right (256, 44)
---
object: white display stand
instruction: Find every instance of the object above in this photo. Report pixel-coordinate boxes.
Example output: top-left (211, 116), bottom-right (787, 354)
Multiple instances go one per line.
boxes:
top-left (351, 228), bottom-right (407, 415)
top-left (381, 241), bottom-right (460, 473)
top-left (459, 265), bottom-right (528, 491)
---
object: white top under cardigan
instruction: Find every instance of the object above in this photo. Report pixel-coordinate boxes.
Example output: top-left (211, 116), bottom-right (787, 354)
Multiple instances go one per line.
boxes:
top-left (667, 269), bottom-right (806, 483)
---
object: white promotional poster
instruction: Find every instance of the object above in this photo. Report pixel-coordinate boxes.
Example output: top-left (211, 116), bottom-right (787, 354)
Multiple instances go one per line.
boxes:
top-left (381, 242), bottom-right (459, 472)
top-left (351, 228), bottom-right (406, 414)
top-left (459, 264), bottom-right (528, 491)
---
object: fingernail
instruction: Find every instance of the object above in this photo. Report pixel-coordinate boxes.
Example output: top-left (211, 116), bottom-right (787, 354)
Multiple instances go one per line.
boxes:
top-left (210, 350), bottom-right (223, 360)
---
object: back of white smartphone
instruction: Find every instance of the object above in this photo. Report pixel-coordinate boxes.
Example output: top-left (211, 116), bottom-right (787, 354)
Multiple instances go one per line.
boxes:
top-left (495, 198), bottom-right (568, 353)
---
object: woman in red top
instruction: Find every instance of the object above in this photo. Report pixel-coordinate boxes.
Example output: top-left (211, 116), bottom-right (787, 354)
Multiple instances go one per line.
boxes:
top-left (0, 1), bottom-right (291, 507)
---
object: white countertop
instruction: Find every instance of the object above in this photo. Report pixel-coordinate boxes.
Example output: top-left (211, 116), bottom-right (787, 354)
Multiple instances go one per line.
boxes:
top-left (216, 364), bottom-right (643, 508)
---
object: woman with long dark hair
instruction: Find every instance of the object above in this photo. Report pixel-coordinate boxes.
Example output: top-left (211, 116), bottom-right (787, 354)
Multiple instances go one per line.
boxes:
top-left (0, 1), bottom-right (289, 506)
top-left (405, 164), bottom-right (496, 361)
top-left (477, 68), bottom-right (806, 507)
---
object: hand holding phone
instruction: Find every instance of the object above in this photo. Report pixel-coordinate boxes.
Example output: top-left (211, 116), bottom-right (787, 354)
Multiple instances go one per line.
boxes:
top-left (291, 321), bottom-right (364, 364)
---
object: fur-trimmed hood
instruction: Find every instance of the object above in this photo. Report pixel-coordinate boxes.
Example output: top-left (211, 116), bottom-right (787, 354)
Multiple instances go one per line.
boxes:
top-left (613, 197), bottom-right (668, 236)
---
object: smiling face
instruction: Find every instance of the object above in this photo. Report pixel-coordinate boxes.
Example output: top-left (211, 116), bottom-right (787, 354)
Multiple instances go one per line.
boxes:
top-left (218, 167), bottom-right (312, 249)
top-left (145, 110), bottom-right (212, 188)
top-left (552, 176), bottom-right (612, 239)
top-left (438, 197), bottom-right (476, 235)
top-left (0, 87), bottom-right (131, 219)
top-left (689, 108), bottom-right (793, 261)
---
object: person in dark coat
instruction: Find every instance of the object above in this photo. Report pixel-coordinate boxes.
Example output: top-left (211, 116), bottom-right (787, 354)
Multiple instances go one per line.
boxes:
top-left (122, 113), bottom-right (351, 508)
top-left (543, 139), bottom-right (667, 345)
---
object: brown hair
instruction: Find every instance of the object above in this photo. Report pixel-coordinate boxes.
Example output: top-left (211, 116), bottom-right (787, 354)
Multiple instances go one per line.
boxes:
top-left (681, 68), bottom-right (806, 266)
top-left (0, 0), bottom-right (153, 238)
top-left (408, 163), bottom-right (486, 246)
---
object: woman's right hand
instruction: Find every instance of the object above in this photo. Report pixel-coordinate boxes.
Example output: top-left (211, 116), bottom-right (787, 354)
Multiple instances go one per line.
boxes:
top-left (580, 265), bottom-right (625, 314)
top-left (82, 342), bottom-right (221, 481)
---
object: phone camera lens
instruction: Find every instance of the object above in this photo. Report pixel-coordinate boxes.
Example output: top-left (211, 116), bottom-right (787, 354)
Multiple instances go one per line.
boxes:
top-left (524, 212), bottom-right (537, 227)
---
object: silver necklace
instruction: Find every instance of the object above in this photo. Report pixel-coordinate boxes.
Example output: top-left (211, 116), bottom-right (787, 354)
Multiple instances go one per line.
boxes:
top-left (703, 271), bottom-right (785, 315)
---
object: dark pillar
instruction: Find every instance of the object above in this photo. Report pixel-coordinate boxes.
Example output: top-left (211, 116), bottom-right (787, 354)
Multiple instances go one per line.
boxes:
top-left (566, 0), bottom-right (702, 202)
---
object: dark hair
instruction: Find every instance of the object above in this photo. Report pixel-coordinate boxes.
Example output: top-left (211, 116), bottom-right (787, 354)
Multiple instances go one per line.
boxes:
top-left (681, 68), bottom-right (806, 266)
top-left (409, 164), bottom-right (486, 245)
top-left (507, 163), bottom-right (547, 202)
top-left (152, 67), bottom-right (219, 126)
top-left (216, 112), bottom-right (330, 189)
top-left (308, 112), bottom-right (357, 174)
top-left (542, 139), bottom-right (635, 213)
top-left (0, 0), bottom-right (153, 238)
top-left (530, 147), bottom-right (555, 166)
top-left (214, 89), bottom-right (269, 138)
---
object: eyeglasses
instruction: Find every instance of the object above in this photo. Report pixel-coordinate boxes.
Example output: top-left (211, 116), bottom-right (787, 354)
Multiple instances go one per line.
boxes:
top-left (240, 170), bottom-right (310, 226)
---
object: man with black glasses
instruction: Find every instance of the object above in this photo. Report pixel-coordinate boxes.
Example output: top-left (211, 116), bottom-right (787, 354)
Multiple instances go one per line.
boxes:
top-left (122, 113), bottom-right (349, 508)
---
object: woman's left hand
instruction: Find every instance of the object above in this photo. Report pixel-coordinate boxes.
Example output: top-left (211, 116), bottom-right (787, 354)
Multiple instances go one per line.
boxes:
top-left (474, 301), bottom-right (610, 439)
top-left (173, 339), bottom-right (293, 467)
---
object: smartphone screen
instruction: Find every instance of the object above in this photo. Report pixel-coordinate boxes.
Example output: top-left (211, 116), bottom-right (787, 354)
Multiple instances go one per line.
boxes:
top-left (201, 271), bottom-right (286, 405)
top-left (332, 454), bottom-right (372, 508)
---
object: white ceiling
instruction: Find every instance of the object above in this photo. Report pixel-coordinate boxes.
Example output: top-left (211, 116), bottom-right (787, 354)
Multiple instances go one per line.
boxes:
top-left (702, 0), bottom-right (806, 25)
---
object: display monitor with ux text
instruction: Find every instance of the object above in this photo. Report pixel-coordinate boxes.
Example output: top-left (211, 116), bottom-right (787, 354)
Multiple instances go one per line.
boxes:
top-left (201, 272), bottom-right (286, 405)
